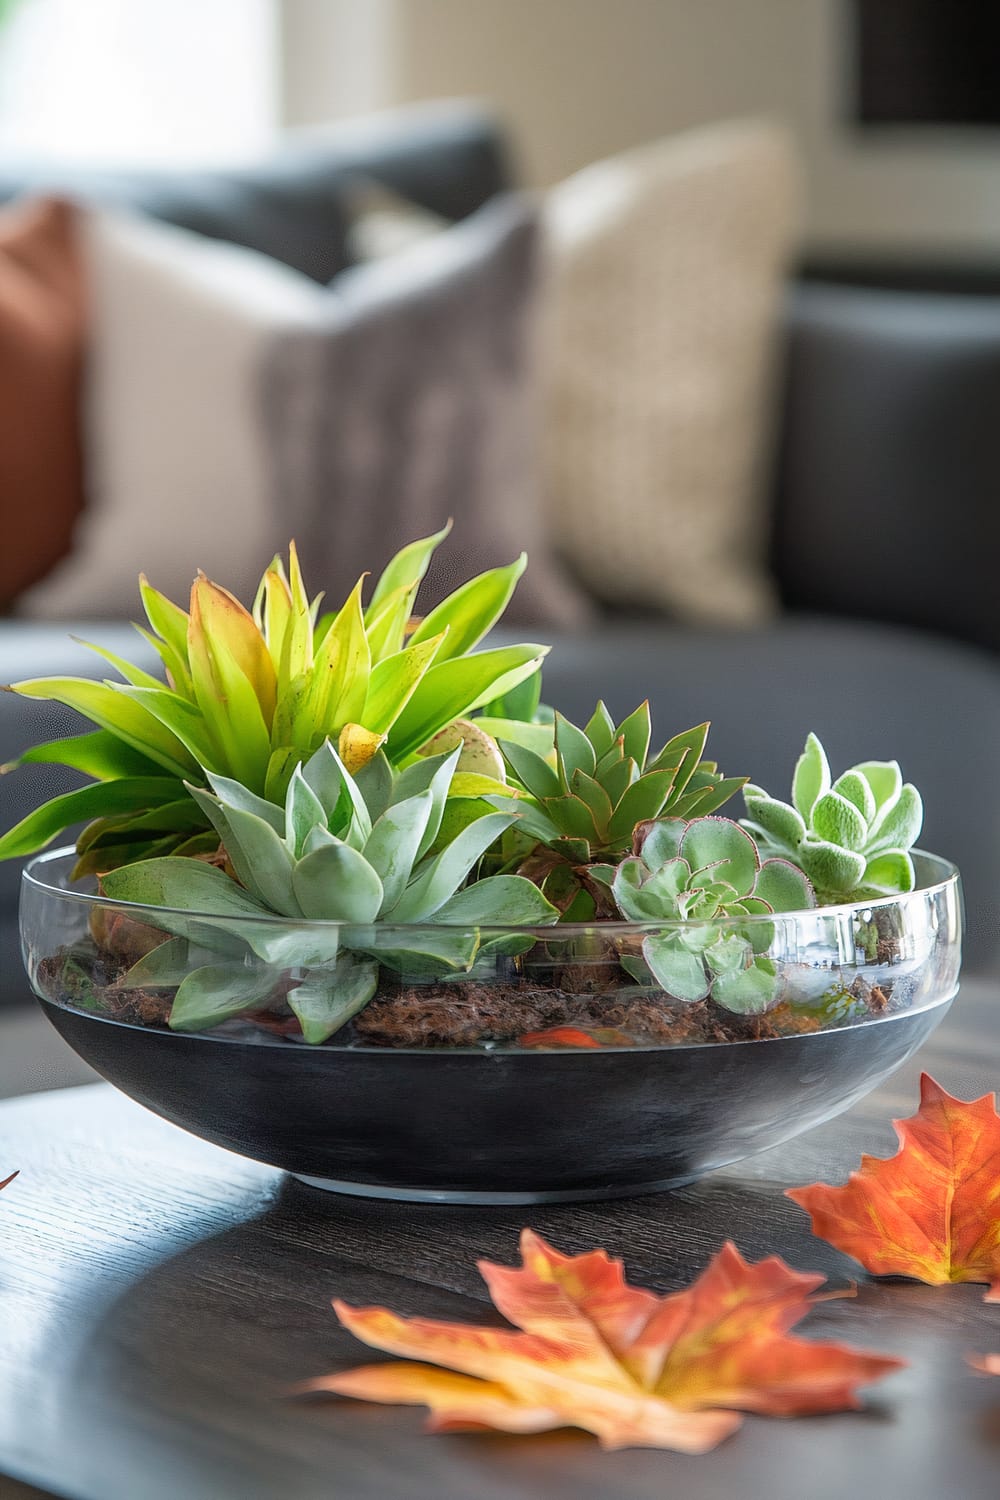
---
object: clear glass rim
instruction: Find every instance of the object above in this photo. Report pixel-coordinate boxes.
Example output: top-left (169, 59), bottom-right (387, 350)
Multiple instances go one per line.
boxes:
top-left (22, 845), bottom-right (962, 935)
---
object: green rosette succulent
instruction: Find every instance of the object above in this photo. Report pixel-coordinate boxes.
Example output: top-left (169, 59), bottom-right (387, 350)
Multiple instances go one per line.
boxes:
top-left (599, 816), bottom-right (815, 1014)
top-left (100, 740), bottom-right (559, 1042)
top-left (488, 702), bottom-right (747, 918)
top-left (741, 733), bottom-right (923, 902)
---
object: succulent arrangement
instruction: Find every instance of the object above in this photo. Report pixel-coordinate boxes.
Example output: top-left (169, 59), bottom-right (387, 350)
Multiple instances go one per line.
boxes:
top-left (7, 537), bottom-right (939, 1050)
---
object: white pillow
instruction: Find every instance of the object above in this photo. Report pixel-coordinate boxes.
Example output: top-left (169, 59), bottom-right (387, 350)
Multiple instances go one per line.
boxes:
top-left (543, 120), bottom-right (801, 627)
top-left (20, 209), bottom-right (323, 619)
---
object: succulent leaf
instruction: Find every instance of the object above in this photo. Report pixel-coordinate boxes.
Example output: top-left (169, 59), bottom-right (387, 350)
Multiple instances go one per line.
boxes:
top-left (647, 722), bottom-right (709, 787)
top-left (862, 849), bottom-right (916, 895)
top-left (408, 555), bottom-right (527, 661)
top-left (499, 741), bottom-right (561, 802)
top-left (866, 783), bottom-right (923, 856)
top-left (680, 817), bottom-right (759, 898)
top-left (583, 702), bottom-right (617, 759)
top-left (810, 791), bottom-right (868, 853)
top-left (545, 793), bottom-right (600, 843)
top-left (740, 789), bottom-right (805, 851)
top-left (553, 712), bottom-right (597, 781)
top-left (704, 933), bottom-right (753, 976)
top-left (637, 818), bottom-right (686, 868)
top-left (291, 843), bottom-right (385, 922)
top-left (363, 792), bottom-right (435, 914)
top-left (169, 962), bottom-right (279, 1033)
top-left (855, 759), bottom-right (903, 813)
top-left (0, 777), bottom-right (184, 862)
top-left (605, 769), bottom-right (676, 844)
top-left (600, 755), bottom-right (638, 808)
top-left (367, 522), bottom-right (450, 622)
top-left (711, 957), bottom-right (779, 1014)
top-left (616, 701), bottom-right (652, 769)
top-left (363, 633), bottom-right (448, 734)
top-left (389, 811), bottom-right (516, 922)
top-left (832, 770), bottom-right (877, 824)
top-left (753, 858), bottom-right (816, 914)
top-left (388, 645), bottom-right (549, 761)
top-left (641, 934), bottom-right (711, 1002)
top-left (791, 732), bottom-right (830, 821)
top-left (797, 838), bottom-right (868, 895)
top-left (428, 875), bottom-right (559, 926)
top-left (288, 957), bottom-right (379, 1044)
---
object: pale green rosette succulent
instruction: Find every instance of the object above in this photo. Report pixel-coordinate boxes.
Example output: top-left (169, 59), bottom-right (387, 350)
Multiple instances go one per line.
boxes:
top-left (101, 740), bottom-right (558, 1041)
top-left (741, 733), bottom-right (923, 903)
top-left (592, 816), bottom-right (815, 1014)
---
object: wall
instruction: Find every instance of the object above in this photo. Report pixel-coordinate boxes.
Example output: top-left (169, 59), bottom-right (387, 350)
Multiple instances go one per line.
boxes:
top-left (280, 0), bottom-right (1000, 257)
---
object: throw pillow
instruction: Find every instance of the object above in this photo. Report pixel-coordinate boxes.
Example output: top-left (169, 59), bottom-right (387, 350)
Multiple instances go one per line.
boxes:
top-left (543, 120), bottom-right (801, 626)
top-left (0, 196), bottom-right (86, 608)
top-left (261, 194), bottom-right (590, 626)
top-left (20, 194), bottom-right (589, 628)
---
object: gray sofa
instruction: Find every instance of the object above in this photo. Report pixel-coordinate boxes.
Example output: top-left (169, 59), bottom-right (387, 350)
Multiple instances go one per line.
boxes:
top-left (2, 101), bottom-right (998, 1009)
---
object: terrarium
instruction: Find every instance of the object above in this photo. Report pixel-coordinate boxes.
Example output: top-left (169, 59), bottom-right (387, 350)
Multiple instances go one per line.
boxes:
top-left (5, 530), bottom-right (964, 1201)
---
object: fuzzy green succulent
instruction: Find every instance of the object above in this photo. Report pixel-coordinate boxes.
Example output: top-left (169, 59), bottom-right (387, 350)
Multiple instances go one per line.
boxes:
top-left (100, 740), bottom-right (559, 1041)
top-left (486, 702), bottom-right (746, 917)
top-left (597, 815), bottom-right (815, 1013)
top-left (741, 733), bottom-right (923, 902)
top-left (0, 526), bottom-right (547, 874)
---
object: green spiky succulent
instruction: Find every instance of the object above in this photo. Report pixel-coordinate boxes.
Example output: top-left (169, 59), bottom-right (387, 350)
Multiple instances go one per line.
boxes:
top-left (598, 816), bottom-right (815, 1013)
top-left (741, 733), bottom-right (923, 902)
top-left (0, 526), bottom-right (547, 874)
top-left (100, 740), bottom-right (559, 1041)
top-left (487, 702), bottom-right (746, 918)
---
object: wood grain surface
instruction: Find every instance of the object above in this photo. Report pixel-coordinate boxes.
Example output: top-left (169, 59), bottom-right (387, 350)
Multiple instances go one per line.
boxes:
top-left (1, 982), bottom-right (999, 1500)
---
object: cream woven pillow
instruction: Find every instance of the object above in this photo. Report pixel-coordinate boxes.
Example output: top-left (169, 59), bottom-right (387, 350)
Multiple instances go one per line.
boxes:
top-left (543, 120), bottom-right (801, 626)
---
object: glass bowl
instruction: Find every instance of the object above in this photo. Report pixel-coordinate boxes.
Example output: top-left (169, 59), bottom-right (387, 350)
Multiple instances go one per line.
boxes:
top-left (22, 848), bottom-right (963, 1203)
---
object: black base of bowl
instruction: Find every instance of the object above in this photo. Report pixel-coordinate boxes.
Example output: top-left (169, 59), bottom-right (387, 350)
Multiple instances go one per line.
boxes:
top-left (290, 1170), bottom-right (711, 1204)
top-left (39, 995), bottom-right (952, 1203)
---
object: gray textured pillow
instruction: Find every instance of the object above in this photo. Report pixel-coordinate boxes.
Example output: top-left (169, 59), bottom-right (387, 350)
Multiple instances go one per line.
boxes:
top-left (261, 195), bottom-right (590, 627)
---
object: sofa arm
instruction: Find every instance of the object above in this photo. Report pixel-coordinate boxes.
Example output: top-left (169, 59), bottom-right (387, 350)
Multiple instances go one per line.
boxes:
top-left (772, 281), bottom-right (1000, 653)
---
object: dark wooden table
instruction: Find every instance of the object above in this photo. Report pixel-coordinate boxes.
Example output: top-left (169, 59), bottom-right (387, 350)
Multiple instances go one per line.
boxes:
top-left (1, 982), bottom-right (999, 1500)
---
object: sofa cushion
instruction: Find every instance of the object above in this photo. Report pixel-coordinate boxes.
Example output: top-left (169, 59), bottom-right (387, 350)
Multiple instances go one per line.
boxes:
top-left (543, 120), bottom-right (800, 627)
top-left (0, 197), bottom-right (86, 608)
top-left (774, 281), bottom-right (1000, 653)
top-left (261, 194), bottom-right (590, 625)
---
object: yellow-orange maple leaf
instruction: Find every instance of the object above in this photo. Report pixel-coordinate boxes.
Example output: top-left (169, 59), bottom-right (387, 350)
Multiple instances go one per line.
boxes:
top-left (300, 1231), bottom-right (902, 1453)
top-left (788, 1073), bottom-right (1000, 1300)
top-left (968, 1353), bottom-right (1000, 1375)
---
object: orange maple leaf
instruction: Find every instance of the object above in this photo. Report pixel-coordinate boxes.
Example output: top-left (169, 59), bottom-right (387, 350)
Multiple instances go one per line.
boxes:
top-left (787, 1073), bottom-right (1000, 1300)
top-left (300, 1231), bottom-right (902, 1453)
top-left (968, 1353), bottom-right (1000, 1376)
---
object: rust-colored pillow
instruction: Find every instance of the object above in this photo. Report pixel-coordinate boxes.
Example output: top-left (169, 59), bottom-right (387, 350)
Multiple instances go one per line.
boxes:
top-left (0, 196), bottom-right (86, 607)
